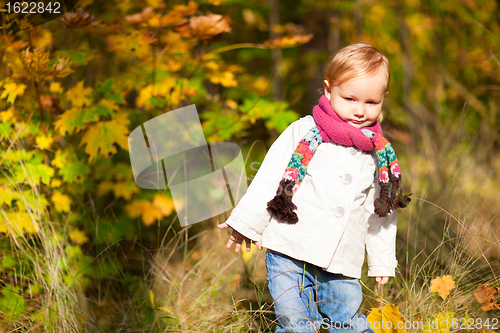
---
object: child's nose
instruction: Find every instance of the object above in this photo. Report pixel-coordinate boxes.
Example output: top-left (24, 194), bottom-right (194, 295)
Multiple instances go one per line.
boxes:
top-left (353, 104), bottom-right (364, 117)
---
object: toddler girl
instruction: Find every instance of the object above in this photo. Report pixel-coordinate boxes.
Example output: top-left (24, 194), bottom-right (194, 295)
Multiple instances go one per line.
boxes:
top-left (218, 43), bottom-right (410, 332)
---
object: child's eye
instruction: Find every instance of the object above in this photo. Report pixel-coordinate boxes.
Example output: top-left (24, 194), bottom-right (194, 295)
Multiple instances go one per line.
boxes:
top-left (344, 97), bottom-right (354, 102)
top-left (367, 101), bottom-right (378, 105)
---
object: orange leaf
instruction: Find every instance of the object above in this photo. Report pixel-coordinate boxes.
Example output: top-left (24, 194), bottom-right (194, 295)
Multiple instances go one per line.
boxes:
top-left (474, 284), bottom-right (500, 311)
top-left (160, 1), bottom-right (198, 26)
top-left (430, 275), bottom-right (456, 299)
top-left (62, 7), bottom-right (100, 29)
top-left (186, 13), bottom-right (231, 40)
top-left (125, 7), bottom-right (155, 25)
top-left (263, 34), bottom-right (314, 48)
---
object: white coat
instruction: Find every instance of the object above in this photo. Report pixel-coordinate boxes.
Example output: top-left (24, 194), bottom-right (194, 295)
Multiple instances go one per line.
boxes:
top-left (225, 115), bottom-right (398, 279)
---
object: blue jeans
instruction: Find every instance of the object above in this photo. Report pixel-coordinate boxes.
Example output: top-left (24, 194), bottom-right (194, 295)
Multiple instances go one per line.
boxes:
top-left (266, 250), bottom-right (375, 333)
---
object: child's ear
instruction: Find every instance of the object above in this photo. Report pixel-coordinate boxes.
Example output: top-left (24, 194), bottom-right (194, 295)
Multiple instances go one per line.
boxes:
top-left (385, 90), bottom-right (389, 96)
top-left (323, 80), bottom-right (331, 99)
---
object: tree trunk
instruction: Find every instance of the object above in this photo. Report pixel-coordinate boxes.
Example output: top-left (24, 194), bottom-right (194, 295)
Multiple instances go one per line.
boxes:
top-left (269, 0), bottom-right (283, 100)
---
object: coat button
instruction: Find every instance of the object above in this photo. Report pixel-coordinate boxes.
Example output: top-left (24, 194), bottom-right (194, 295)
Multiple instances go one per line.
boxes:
top-left (341, 173), bottom-right (352, 185)
top-left (334, 207), bottom-right (345, 218)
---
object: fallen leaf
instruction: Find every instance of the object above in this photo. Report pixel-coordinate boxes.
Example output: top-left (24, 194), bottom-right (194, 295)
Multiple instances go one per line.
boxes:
top-left (430, 275), bottom-right (456, 299)
top-left (367, 304), bottom-right (406, 333)
top-left (474, 284), bottom-right (500, 311)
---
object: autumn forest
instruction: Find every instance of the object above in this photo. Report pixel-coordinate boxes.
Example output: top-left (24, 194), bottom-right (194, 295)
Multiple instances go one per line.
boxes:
top-left (0, 0), bottom-right (499, 332)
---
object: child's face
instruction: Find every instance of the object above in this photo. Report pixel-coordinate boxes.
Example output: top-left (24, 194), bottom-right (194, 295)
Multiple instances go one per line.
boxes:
top-left (323, 68), bottom-right (388, 129)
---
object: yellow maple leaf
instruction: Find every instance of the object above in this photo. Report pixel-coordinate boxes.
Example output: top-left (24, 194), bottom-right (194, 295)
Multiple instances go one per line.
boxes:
top-left (100, 99), bottom-right (119, 112)
top-left (69, 229), bottom-right (89, 245)
top-left (141, 208), bottom-right (161, 226)
top-left (153, 194), bottom-right (176, 216)
top-left (97, 181), bottom-right (114, 197)
top-left (430, 275), bottom-right (456, 299)
top-left (32, 27), bottom-right (53, 49)
top-left (0, 189), bottom-right (15, 207)
top-left (36, 135), bottom-right (54, 149)
top-left (125, 200), bottom-right (165, 226)
top-left (146, 0), bottom-right (165, 8)
top-left (125, 200), bottom-right (149, 219)
top-left (112, 182), bottom-right (140, 201)
top-left (147, 16), bottom-right (161, 27)
top-left (106, 31), bottom-right (156, 61)
top-left (1, 82), bottom-right (27, 104)
top-left (50, 82), bottom-right (64, 94)
top-left (0, 107), bottom-right (15, 121)
top-left (66, 80), bottom-right (92, 108)
top-left (209, 71), bottom-right (237, 87)
top-left (136, 77), bottom-right (177, 109)
top-left (252, 76), bottom-right (270, 94)
top-left (98, 180), bottom-right (139, 201)
top-left (50, 179), bottom-right (62, 188)
top-left (0, 211), bottom-right (39, 237)
top-left (204, 61), bottom-right (220, 70)
top-left (52, 191), bottom-right (72, 213)
top-left (51, 149), bottom-right (69, 168)
top-left (367, 304), bottom-right (406, 333)
top-left (79, 112), bottom-right (130, 161)
top-left (241, 243), bottom-right (258, 265)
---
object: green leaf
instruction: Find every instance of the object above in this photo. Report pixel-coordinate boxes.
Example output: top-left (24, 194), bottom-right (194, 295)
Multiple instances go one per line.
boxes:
top-left (0, 189), bottom-right (15, 207)
top-left (1, 255), bottom-right (15, 269)
top-left (59, 160), bottom-right (91, 184)
top-left (265, 110), bottom-right (299, 132)
top-left (52, 149), bottom-right (91, 183)
top-left (0, 120), bottom-right (13, 138)
top-left (0, 286), bottom-right (27, 322)
top-left (96, 79), bottom-right (114, 94)
top-left (54, 49), bottom-right (98, 65)
top-left (96, 79), bottom-right (124, 103)
top-left (12, 162), bottom-right (54, 186)
top-left (29, 163), bottom-right (55, 185)
top-left (149, 96), bottom-right (166, 107)
top-left (94, 103), bottom-right (115, 118)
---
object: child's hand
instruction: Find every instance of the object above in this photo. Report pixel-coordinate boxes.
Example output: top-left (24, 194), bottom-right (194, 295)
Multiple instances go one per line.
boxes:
top-left (217, 222), bottom-right (262, 253)
top-left (375, 276), bottom-right (389, 285)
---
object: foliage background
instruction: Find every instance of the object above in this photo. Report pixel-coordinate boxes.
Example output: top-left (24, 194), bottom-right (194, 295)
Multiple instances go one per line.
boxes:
top-left (0, 0), bottom-right (499, 331)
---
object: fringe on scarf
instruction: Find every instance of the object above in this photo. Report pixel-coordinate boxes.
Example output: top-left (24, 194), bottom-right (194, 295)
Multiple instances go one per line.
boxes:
top-left (266, 179), bottom-right (299, 224)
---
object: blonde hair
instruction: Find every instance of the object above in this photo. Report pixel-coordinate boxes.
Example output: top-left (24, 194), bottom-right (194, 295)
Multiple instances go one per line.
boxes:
top-left (324, 43), bottom-right (390, 94)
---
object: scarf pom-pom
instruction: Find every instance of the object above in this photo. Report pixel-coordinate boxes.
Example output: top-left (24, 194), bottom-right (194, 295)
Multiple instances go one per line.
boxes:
top-left (374, 197), bottom-right (392, 218)
top-left (267, 179), bottom-right (298, 224)
top-left (393, 193), bottom-right (412, 209)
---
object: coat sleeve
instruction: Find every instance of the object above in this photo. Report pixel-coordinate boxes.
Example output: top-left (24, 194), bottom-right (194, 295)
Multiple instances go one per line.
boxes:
top-left (363, 175), bottom-right (398, 277)
top-left (224, 118), bottom-right (310, 243)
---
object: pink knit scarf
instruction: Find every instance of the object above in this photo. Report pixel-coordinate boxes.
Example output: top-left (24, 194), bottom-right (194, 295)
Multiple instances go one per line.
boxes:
top-left (312, 94), bottom-right (382, 150)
